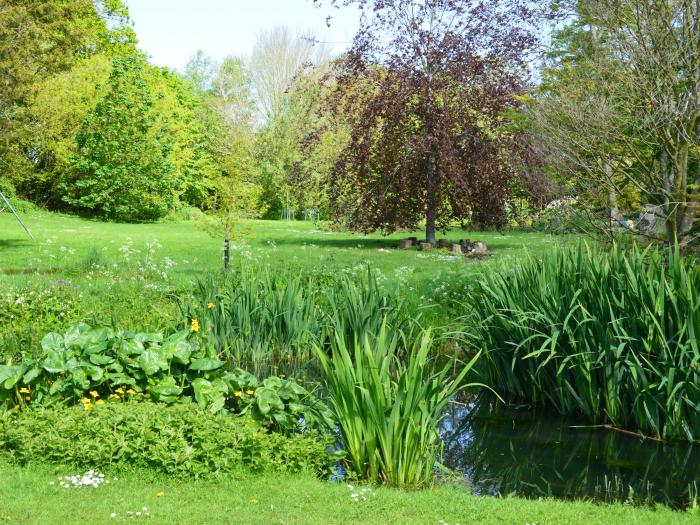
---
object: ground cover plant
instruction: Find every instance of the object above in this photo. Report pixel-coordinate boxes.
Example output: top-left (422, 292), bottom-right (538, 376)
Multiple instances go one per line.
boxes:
top-left (0, 402), bottom-right (335, 478)
top-left (466, 243), bottom-right (700, 441)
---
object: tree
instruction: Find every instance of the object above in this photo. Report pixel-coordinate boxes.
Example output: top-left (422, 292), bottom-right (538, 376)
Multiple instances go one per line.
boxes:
top-left (184, 51), bottom-right (261, 213)
top-left (530, 0), bottom-right (700, 248)
top-left (0, 0), bottom-right (135, 199)
top-left (249, 26), bottom-right (328, 122)
top-left (314, 0), bottom-right (544, 243)
top-left (18, 55), bottom-right (112, 206)
top-left (65, 55), bottom-right (175, 221)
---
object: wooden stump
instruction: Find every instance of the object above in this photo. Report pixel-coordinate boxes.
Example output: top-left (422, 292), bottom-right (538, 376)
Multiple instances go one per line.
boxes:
top-left (418, 242), bottom-right (433, 251)
top-left (450, 243), bottom-right (463, 255)
top-left (399, 239), bottom-right (413, 249)
top-left (408, 237), bottom-right (418, 245)
top-left (472, 241), bottom-right (488, 255)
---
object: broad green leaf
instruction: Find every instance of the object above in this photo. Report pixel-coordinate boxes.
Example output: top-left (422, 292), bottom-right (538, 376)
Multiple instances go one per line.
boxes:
top-left (189, 358), bottom-right (226, 371)
top-left (138, 349), bottom-right (168, 376)
top-left (22, 367), bottom-right (42, 384)
top-left (41, 333), bottom-right (64, 353)
top-left (255, 387), bottom-right (284, 416)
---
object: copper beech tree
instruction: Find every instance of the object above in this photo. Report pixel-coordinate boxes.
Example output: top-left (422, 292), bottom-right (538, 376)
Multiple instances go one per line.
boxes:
top-left (312, 0), bottom-right (545, 243)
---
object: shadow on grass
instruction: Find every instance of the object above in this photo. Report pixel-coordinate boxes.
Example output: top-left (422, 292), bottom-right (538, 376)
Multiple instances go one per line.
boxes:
top-left (250, 234), bottom-right (528, 253)
top-left (0, 239), bottom-right (33, 249)
top-left (262, 236), bottom-right (400, 249)
top-left (0, 268), bottom-right (58, 275)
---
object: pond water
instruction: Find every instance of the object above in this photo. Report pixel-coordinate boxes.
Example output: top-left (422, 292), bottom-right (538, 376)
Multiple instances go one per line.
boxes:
top-left (440, 397), bottom-right (700, 509)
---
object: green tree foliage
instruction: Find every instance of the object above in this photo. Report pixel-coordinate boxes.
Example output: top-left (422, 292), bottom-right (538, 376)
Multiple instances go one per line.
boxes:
top-left (0, 0), bottom-right (134, 179)
top-left (65, 55), bottom-right (175, 221)
top-left (184, 52), bottom-right (263, 215)
top-left (17, 55), bottom-right (113, 205)
top-left (255, 67), bottom-right (345, 219)
top-left (147, 67), bottom-right (223, 209)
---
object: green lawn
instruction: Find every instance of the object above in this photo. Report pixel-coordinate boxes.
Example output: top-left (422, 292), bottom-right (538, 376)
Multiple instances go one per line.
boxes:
top-left (1, 462), bottom-right (696, 524)
top-left (0, 210), bottom-right (560, 287)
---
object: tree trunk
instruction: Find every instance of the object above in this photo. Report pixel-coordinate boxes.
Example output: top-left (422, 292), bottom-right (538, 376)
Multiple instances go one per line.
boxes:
top-left (425, 150), bottom-right (437, 244)
top-left (660, 149), bottom-right (678, 248)
top-left (606, 164), bottom-right (618, 226)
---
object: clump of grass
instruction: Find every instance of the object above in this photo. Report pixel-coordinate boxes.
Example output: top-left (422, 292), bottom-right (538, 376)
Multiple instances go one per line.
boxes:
top-left (316, 322), bottom-right (481, 486)
top-left (465, 243), bottom-right (700, 441)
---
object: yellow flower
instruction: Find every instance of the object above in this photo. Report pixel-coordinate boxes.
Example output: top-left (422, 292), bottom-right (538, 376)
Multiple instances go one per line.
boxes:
top-left (95, 399), bottom-right (105, 405)
top-left (246, 390), bottom-right (254, 395)
top-left (25, 396), bottom-right (31, 401)
top-left (109, 394), bottom-right (120, 400)
top-left (82, 402), bottom-right (93, 411)
top-left (207, 303), bottom-right (215, 309)
top-left (190, 319), bottom-right (200, 332)
top-left (234, 391), bottom-right (243, 397)
top-left (115, 387), bottom-right (126, 395)
top-left (19, 387), bottom-right (30, 394)
top-left (156, 491), bottom-right (165, 497)
top-left (249, 499), bottom-right (258, 505)
top-left (80, 398), bottom-right (91, 404)
top-left (89, 390), bottom-right (99, 398)
top-left (126, 389), bottom-right (136, 395)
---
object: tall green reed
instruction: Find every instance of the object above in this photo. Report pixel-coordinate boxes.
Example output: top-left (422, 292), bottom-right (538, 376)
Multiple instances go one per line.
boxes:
top-left (316, 322), bottom-right (481, 486)
top-left (465, 243), bottom-right (700, 441)
top-left (174, 266), bottom-right (419, 374)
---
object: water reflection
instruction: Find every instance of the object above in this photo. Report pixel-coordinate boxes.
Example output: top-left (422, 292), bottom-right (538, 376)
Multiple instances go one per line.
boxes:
top-left (440, 397), bottom-right (700, 508)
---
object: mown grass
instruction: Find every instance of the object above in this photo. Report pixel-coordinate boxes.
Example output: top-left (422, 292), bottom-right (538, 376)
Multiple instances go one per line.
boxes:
top-left (0, 210), bottom-right (559, 286)
top-left (1, 461), bottom-right (697, 524)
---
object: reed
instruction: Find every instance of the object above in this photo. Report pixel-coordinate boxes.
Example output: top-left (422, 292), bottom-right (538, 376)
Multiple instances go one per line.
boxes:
top-left (175, 266), bottom-right (418, 373)
top-left (465, 243), bottom-right (700, 441)
top-left (316, 322), bottom-right (481, 486)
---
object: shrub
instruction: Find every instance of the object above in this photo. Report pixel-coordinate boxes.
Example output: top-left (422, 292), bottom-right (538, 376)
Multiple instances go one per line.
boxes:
top-left (315, 323), bottom-right (481, 486)
top-left (0, 323), bottom-right (333, 433)
top-left (465, 243), bottom-right (700, 441)
top-left (0, 402), bottom-right (336, 477)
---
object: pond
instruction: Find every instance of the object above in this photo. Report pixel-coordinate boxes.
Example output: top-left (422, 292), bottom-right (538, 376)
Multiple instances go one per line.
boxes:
top-left (440, 397), bottom-right (700, 509)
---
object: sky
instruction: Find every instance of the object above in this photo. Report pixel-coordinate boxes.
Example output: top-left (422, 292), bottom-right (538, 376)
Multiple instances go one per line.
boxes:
top-left (127, 0), bottom-right (362, 71)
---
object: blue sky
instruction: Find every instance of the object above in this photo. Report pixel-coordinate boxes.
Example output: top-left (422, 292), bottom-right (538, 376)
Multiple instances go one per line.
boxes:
top-left (127, 0), bottom-right (361, 71)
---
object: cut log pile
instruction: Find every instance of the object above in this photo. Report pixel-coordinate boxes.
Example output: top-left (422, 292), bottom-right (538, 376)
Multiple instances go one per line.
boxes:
top-left (398, 237), bottom-right (490, 256)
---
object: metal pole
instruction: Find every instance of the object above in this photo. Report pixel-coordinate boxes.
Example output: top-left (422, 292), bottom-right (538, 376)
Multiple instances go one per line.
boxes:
top-left (0, 191), bottom-right (34, 240)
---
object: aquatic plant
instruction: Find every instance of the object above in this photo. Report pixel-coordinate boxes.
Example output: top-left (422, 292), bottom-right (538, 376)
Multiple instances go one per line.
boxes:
top-left (176, 267), bottom-right (418, 372)
top-left (465, 243), bottom-right (700, 441)
top-left (316, 322), bottom-right (481, 486)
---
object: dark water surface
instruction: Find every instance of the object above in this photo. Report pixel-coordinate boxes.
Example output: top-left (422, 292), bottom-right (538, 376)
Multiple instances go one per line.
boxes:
top-left (440, 398), bottom-right (700, 508)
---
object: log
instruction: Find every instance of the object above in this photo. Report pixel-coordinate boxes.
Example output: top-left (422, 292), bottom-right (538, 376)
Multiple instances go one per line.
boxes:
top-left (472, 241), bottom-right (488, 254)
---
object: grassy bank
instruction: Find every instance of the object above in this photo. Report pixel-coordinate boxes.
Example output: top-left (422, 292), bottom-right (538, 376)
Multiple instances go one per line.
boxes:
top-left (0, 461), bottom-right (696, 524)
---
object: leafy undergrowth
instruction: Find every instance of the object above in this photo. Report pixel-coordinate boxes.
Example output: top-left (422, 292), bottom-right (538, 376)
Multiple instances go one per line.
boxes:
top-left (0, 461), bottom-right (697, 525)
top-left (0, 402), bottom-right (336, 478)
